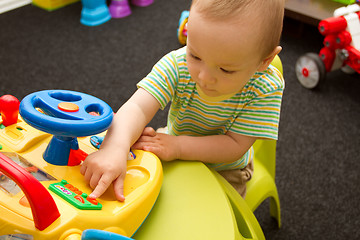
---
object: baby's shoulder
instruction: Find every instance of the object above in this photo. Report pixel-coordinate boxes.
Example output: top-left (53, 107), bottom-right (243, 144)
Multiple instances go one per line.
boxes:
top-left (250, 65), bottom-right (284, 93)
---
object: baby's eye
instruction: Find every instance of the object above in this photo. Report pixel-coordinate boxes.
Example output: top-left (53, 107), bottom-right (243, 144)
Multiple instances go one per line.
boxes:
top-left (220, 68), bottom-right (235, 74)
top-left (190, 53), bottom-right (201, 61)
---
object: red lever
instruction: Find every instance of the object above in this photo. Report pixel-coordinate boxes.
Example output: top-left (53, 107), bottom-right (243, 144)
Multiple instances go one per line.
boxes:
top-left (0, 153), bottom-right (60, 230)
top-left (0, 95), bottom-right (20, 126)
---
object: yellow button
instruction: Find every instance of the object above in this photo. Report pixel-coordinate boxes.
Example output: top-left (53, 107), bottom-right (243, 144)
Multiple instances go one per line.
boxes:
top-left (58, 102), bottom-right (79, 112)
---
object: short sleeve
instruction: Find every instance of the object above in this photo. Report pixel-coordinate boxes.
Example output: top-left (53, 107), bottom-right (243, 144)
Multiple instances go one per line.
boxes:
top-left (230, 66), bottom-right (284, 140)
top-left (137, 50), bottom-right (181, 110)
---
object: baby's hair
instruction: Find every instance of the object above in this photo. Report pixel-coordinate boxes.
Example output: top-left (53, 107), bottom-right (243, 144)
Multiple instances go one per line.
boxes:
top-left (191, 0), bottom-right (285, 59)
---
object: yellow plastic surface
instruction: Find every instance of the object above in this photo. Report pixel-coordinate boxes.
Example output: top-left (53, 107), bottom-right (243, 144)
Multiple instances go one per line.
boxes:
top-left (32, 0), bottom-right (79, 11)
top-left (133, 161), bottom-right (264, 240)
top-left (0, 116), bottom-right (163, 239)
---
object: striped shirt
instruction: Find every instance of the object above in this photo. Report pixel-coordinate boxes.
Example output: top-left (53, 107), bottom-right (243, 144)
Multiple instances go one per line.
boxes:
top-left (137, 46), bottom-right (284, 171)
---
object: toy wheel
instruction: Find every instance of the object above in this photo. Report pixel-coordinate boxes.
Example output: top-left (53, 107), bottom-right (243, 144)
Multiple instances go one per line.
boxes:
top-left (295, 53), bottom-right (326, 89)
top-left (19, 90), bottom-right (113, 137)
top-left (19, 90), bottom-right (114, 165)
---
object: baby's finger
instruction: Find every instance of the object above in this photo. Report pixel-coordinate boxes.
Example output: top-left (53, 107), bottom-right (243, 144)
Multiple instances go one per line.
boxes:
top-left (89, 175), bottom-right (112, 199)
top-left (80, 164), bottom-right (87, 175)
top-left (142, 127), bottom-right (156, 136)
top-left (83, 167), bottom-right (94, 183)
top-left (89, 173), bottom-right (102, 189)
top-left (113, 175), bottom-right (125, 202)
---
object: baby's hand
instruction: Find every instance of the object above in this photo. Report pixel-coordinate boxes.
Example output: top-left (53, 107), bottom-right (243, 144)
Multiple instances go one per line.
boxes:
top-left (132, 127), bottom-right (180, 161)
top-left (80, 149), bottom-right (127, 201)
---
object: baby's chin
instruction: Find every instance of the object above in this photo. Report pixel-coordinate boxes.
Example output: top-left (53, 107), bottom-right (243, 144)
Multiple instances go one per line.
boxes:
top-left (196, 84), bottom-right (237, 102)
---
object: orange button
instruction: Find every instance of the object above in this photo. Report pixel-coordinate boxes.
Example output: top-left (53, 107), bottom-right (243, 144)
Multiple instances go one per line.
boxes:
top-left (19, 195), bottom-right (30, 208)
top-left (58, 102), bottom-right (79, 112)
top-left (65, 184), bottom-right (76, 191)
top-left (73, 189), bottom-right (83, 195)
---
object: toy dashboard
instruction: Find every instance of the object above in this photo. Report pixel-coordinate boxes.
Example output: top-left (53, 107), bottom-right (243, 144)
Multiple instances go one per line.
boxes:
top-left (0, 90), bottom-right (162, 240)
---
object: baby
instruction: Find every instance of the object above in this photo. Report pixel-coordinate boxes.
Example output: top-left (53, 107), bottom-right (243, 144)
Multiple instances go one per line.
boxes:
top-left (81, 0), bottom-right (285, 201)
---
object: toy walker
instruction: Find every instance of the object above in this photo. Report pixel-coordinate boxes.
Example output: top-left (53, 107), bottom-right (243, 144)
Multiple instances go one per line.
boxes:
top-left (0, 90), bottom-right (162, 240)
top-left (295, 4), bottom-right (360, 89)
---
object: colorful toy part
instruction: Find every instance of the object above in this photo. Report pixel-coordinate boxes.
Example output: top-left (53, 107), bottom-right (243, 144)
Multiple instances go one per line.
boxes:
top-left (296, 4), bottom-right (360, 89)
top-left (0, 93), bottom-right (163, 239)
top-left (0, 95), bottom-right (20, 127)
top-left (81, 229), bottom-right (134, 240)
top-left (109, 0), bottom-right (132, 18)
top-left (177, 10), bottom-right (189, 45)
top-left (80, 0), bottom-right (154, 25)
top-left (109, 0), bottom-right (154, 18)
top-left (19, 90), bottom-right (114, 166)
top-left (32, 0), bottom-right (80, 11)
top-left (0, 152), bottom-right (60, 231)
top-left (80, 0), bottom-right (111, 26)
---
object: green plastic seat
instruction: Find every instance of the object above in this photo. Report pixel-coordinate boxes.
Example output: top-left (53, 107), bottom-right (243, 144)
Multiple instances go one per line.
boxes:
top-left (245, 139), bottom-right (281, 228)
top-left (133, 161), bottom-right (266, 240)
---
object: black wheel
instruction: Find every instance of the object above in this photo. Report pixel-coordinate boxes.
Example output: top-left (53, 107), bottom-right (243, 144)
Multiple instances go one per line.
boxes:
top-left (295, 53), bottom-right (326, 89)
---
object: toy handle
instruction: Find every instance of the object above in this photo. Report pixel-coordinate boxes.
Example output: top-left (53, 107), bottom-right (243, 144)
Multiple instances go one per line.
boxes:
top-left (0, 152), bottom-right (60, 230)
top-left (81, 229), bottom-right (134, 240)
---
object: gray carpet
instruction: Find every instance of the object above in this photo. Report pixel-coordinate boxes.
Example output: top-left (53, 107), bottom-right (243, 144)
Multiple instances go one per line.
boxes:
top-left (0, 0), bottom-right (359, 239)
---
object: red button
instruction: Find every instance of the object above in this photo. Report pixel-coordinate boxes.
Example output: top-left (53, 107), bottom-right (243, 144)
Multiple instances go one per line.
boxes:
top-left (74, 195), bottom-right (84, 203)
top-left (87, 197), bottom-right (98, 205)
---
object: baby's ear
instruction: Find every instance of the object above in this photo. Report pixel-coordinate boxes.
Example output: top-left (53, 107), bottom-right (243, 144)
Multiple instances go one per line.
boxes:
top-left (257, 46), bottom-right (282, 72)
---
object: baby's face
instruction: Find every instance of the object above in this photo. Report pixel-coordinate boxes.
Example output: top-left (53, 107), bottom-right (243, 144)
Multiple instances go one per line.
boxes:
top-left (186, 7), bottom-right (265, 97)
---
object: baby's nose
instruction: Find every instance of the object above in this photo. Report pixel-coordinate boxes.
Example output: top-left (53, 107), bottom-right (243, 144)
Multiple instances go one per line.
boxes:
top-left (198, 67), bottom-right (215, 85)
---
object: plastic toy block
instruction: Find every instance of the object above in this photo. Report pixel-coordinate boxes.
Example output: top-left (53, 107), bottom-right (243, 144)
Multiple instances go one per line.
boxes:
top-left (32, 0), bottom-right (80, 11)
top-left (80, 0), bottom-right (111, 26)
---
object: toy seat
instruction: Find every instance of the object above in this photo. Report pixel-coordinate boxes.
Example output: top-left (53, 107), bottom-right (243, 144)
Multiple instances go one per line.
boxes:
top-left (245, 139), bottom-right (281, 228)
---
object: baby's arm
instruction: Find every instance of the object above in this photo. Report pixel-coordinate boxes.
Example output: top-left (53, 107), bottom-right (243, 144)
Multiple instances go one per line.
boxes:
top-left (133, 129), bottom-right (256, 164)
top-left (80, 88), bottom-right (160, 201)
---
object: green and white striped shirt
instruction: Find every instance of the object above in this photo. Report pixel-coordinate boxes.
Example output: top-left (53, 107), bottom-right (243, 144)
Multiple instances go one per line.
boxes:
top-left (137, 47), bottom-right (284, 171)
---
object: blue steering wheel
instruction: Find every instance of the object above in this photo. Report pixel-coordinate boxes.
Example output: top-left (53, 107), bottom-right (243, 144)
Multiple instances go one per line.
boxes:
top-left (19, 90), bottom-right (113, 165)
